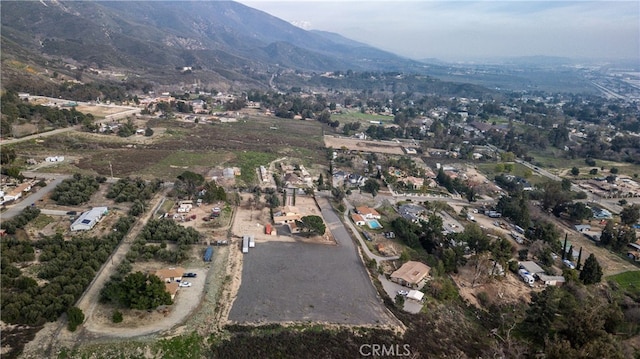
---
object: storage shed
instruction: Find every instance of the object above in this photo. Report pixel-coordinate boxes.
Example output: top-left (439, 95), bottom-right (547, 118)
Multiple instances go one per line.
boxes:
top-left (70, 207), bottom-right (108, 231)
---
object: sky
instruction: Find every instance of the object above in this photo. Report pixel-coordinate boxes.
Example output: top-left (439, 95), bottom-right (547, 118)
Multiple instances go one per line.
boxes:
top-left (237, 1), bottom-right (640, 62)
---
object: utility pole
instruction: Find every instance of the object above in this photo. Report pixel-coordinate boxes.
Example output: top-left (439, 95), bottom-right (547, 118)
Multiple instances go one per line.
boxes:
top-left (109, 161), bottom-right (114, 179)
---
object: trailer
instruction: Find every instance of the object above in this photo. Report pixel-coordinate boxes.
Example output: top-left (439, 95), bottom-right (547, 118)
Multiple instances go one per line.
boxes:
top-left (242, 236), bottom-right (249, 253)
top-left (249, 235), bottom-right (255, 248)
top-left (518, 269), bottom-right (535, 287)
top-left (203, 246), bottom-right (214, 262)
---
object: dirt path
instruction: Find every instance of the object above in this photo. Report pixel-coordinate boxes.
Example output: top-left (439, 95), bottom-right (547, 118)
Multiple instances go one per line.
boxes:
top-left (20, 187), bottom-right (172, 357)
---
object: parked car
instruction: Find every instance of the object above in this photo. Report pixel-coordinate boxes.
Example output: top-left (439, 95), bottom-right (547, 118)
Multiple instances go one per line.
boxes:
top-left (397, 290), bottom-right (409, 296)
top-left (179, 282), bottom-right (192, 287)
top-left (183, 272), bottom-right (197, 278)
top-left (562, 259), bottom-right (575, 269)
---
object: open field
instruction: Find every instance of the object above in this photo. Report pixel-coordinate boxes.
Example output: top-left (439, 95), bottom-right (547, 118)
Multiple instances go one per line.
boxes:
top-left (529, 149), bottom-right (640, 178)
top-left (332, 110), bottom-right (394, 125)
top-left (74, 104), bottom-right (132, 119)
top-left (476, 162), bottom-right (549, 186)
top-left (608, 271), bottom-right (640, 293)
top-left (10, 115), bottom-right (327, 182)
top-left (324, 135), bottom-right (405, 155)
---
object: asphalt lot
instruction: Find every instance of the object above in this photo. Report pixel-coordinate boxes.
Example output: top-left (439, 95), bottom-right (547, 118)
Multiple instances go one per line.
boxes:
top-left (228, 198), bottom-right (393, 325)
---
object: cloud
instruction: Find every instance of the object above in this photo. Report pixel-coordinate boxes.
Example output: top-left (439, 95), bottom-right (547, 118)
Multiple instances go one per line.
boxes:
top-left (238, 1), bottom-right (640, 60)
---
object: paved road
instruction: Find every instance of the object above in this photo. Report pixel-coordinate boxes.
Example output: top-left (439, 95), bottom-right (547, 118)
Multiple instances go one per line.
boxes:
top-left (0, 126), bottom-right (82, 145)
top-left (1, 176), bottom-right (68, 220)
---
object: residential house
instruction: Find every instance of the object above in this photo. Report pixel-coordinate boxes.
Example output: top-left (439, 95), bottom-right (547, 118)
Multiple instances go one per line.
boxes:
top-left (351, 214), bottom-right (367, 226)
top-left (404, 176), bottom-right (424, 189)
top-left (3, 182), bottom-right (32, 202)
top-left (356, 206), bottom-right (381, 219)
top-left (274, 206), bottom-right (302, 225)
top-left (165, 282), bottom-right (180, 300)
top-left (70, 207), bottom-right (108, 231)
top-left (287, 221), bottom-right (302, 234)
top-left (390, 261), bottom-right (431, 289)
top-left (536, 274), bottom-right (566, 286)
top-left (519, 261), bottom-right (545, 275)
top-left (154, 267), bottom-right (185, 283)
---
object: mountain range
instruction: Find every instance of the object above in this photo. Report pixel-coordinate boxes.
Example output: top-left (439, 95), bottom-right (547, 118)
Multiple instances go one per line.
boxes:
top-left (0, 0), bottom-right (430, 89)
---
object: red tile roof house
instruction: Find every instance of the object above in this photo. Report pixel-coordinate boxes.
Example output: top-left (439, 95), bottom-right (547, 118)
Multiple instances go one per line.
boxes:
top-left (351, 214), bottom-right (366, 226)
top-left (355, 206), bottom-right (381, 219)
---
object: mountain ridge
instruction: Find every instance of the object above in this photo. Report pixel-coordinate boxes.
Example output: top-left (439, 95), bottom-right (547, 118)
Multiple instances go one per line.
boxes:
top-left (0, 0), bottom-right (426, 89)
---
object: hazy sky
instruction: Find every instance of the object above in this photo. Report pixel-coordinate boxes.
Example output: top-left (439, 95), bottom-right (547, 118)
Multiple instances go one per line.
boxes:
top-left (237, 1), bottom-right (639, 61)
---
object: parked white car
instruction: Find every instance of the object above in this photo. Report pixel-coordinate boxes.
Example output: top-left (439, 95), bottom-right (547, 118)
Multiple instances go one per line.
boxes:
top-left (397, 290), bottom-right (409, 296)
top-left (179, 281), bottom-right (192, 287)
top-left (562, 259), bottom-right (575, 269)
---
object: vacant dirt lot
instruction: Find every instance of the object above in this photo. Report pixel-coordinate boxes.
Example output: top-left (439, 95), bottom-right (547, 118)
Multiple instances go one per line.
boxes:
top-left (452, 261), bottom-right (538, 308)
top-left (324, 135), bottom-right (405, 155)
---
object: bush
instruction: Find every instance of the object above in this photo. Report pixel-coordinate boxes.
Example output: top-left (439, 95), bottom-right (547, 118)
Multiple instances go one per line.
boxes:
top-left (67, 306), bottom-right (84, 332)
top-left (112, 310), bottom-right (123, 323)
top-left (477, 291), bottom-right (489, 307)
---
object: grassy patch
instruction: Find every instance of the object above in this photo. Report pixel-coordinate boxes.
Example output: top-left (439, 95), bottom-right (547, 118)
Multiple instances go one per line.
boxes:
top-left (333, 110), bottom-right (392, 122)
top-left (607, 271), bottom-right (640, 294)
top-left (529, 150), bottom-right (640, 178)
top-left (476, 162), bottom-right (547, 186)
top-left (231, 151), bottom-right (279, 185)
top-left (29, 214), bottom-right (55, 230)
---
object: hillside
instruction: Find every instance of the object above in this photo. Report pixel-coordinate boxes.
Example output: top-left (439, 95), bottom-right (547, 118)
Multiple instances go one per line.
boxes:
top-left (0, 0), bottom-right (426, 89)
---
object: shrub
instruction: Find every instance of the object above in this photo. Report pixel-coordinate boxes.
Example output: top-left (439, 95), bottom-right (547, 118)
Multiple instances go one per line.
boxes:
top-left (112, 310), bottom-right (123, 323)
top-left (67, 306), bottom-right (84, 332)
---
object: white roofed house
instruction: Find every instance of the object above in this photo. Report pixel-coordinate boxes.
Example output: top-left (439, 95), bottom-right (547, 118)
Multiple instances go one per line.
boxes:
top-left (70, 207), bottom-right (108, 231)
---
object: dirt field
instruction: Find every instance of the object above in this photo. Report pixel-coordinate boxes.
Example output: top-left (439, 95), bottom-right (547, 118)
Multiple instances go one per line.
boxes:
top-left (452, 261), bottom-right (538, 308)
top-left (324, 135), bottom-right (406, 155)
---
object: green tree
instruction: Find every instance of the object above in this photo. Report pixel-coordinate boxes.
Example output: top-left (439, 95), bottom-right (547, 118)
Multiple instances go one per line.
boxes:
top-left (599, 221), bottom-right (615, 247)
top-left (296, 215), bottom-right (326, 236)
top-left (566, 202), bottom-right (593, 222)
top-left (362, 179), bottom-right (380, 197)
top-left (1, 147), bottom-right (16, 165)
top-left (67, 306), bottom-right (84, 332)
top-left (570, 167), bottom-right (580, 176)
top-left (620, 204), bottom-right (640, 226)
top-left (144, 127), bottom-right (154, 136)
top-left (579, 254), bottom-right (603, 285)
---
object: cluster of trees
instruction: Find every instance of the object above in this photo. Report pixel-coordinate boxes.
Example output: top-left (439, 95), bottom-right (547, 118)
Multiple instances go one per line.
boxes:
top-left (436, 168), bottom-right (475, 202)
top-left (294, 215), bottom-right (326, 236)
top-left (600, 220), bottom-right (636, 252)
top-left (107, 177), bottom-right (162, 203)
top-left (100, 272), bottom-right (172, 310)
top-left (1, 90), bottom-right (95, 137)
top-left (171, 171), bottom-right (226, 203)
top-left (495, 191), bottom-right (530, 228)
top-left (4, 75), bottom-right (151, 103)
top-left (0, 206), bottom-right (40, 235)
top-left (138, 219), bottom-right (200, 245)
top-left (519, 283), bottom-right (626, 356)
top-left (125, 219), bottom-right (200, 263)
top-left (1, 216), bottom-right (134, 326)
top-left (50, 173), bottom-right (103, 205)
